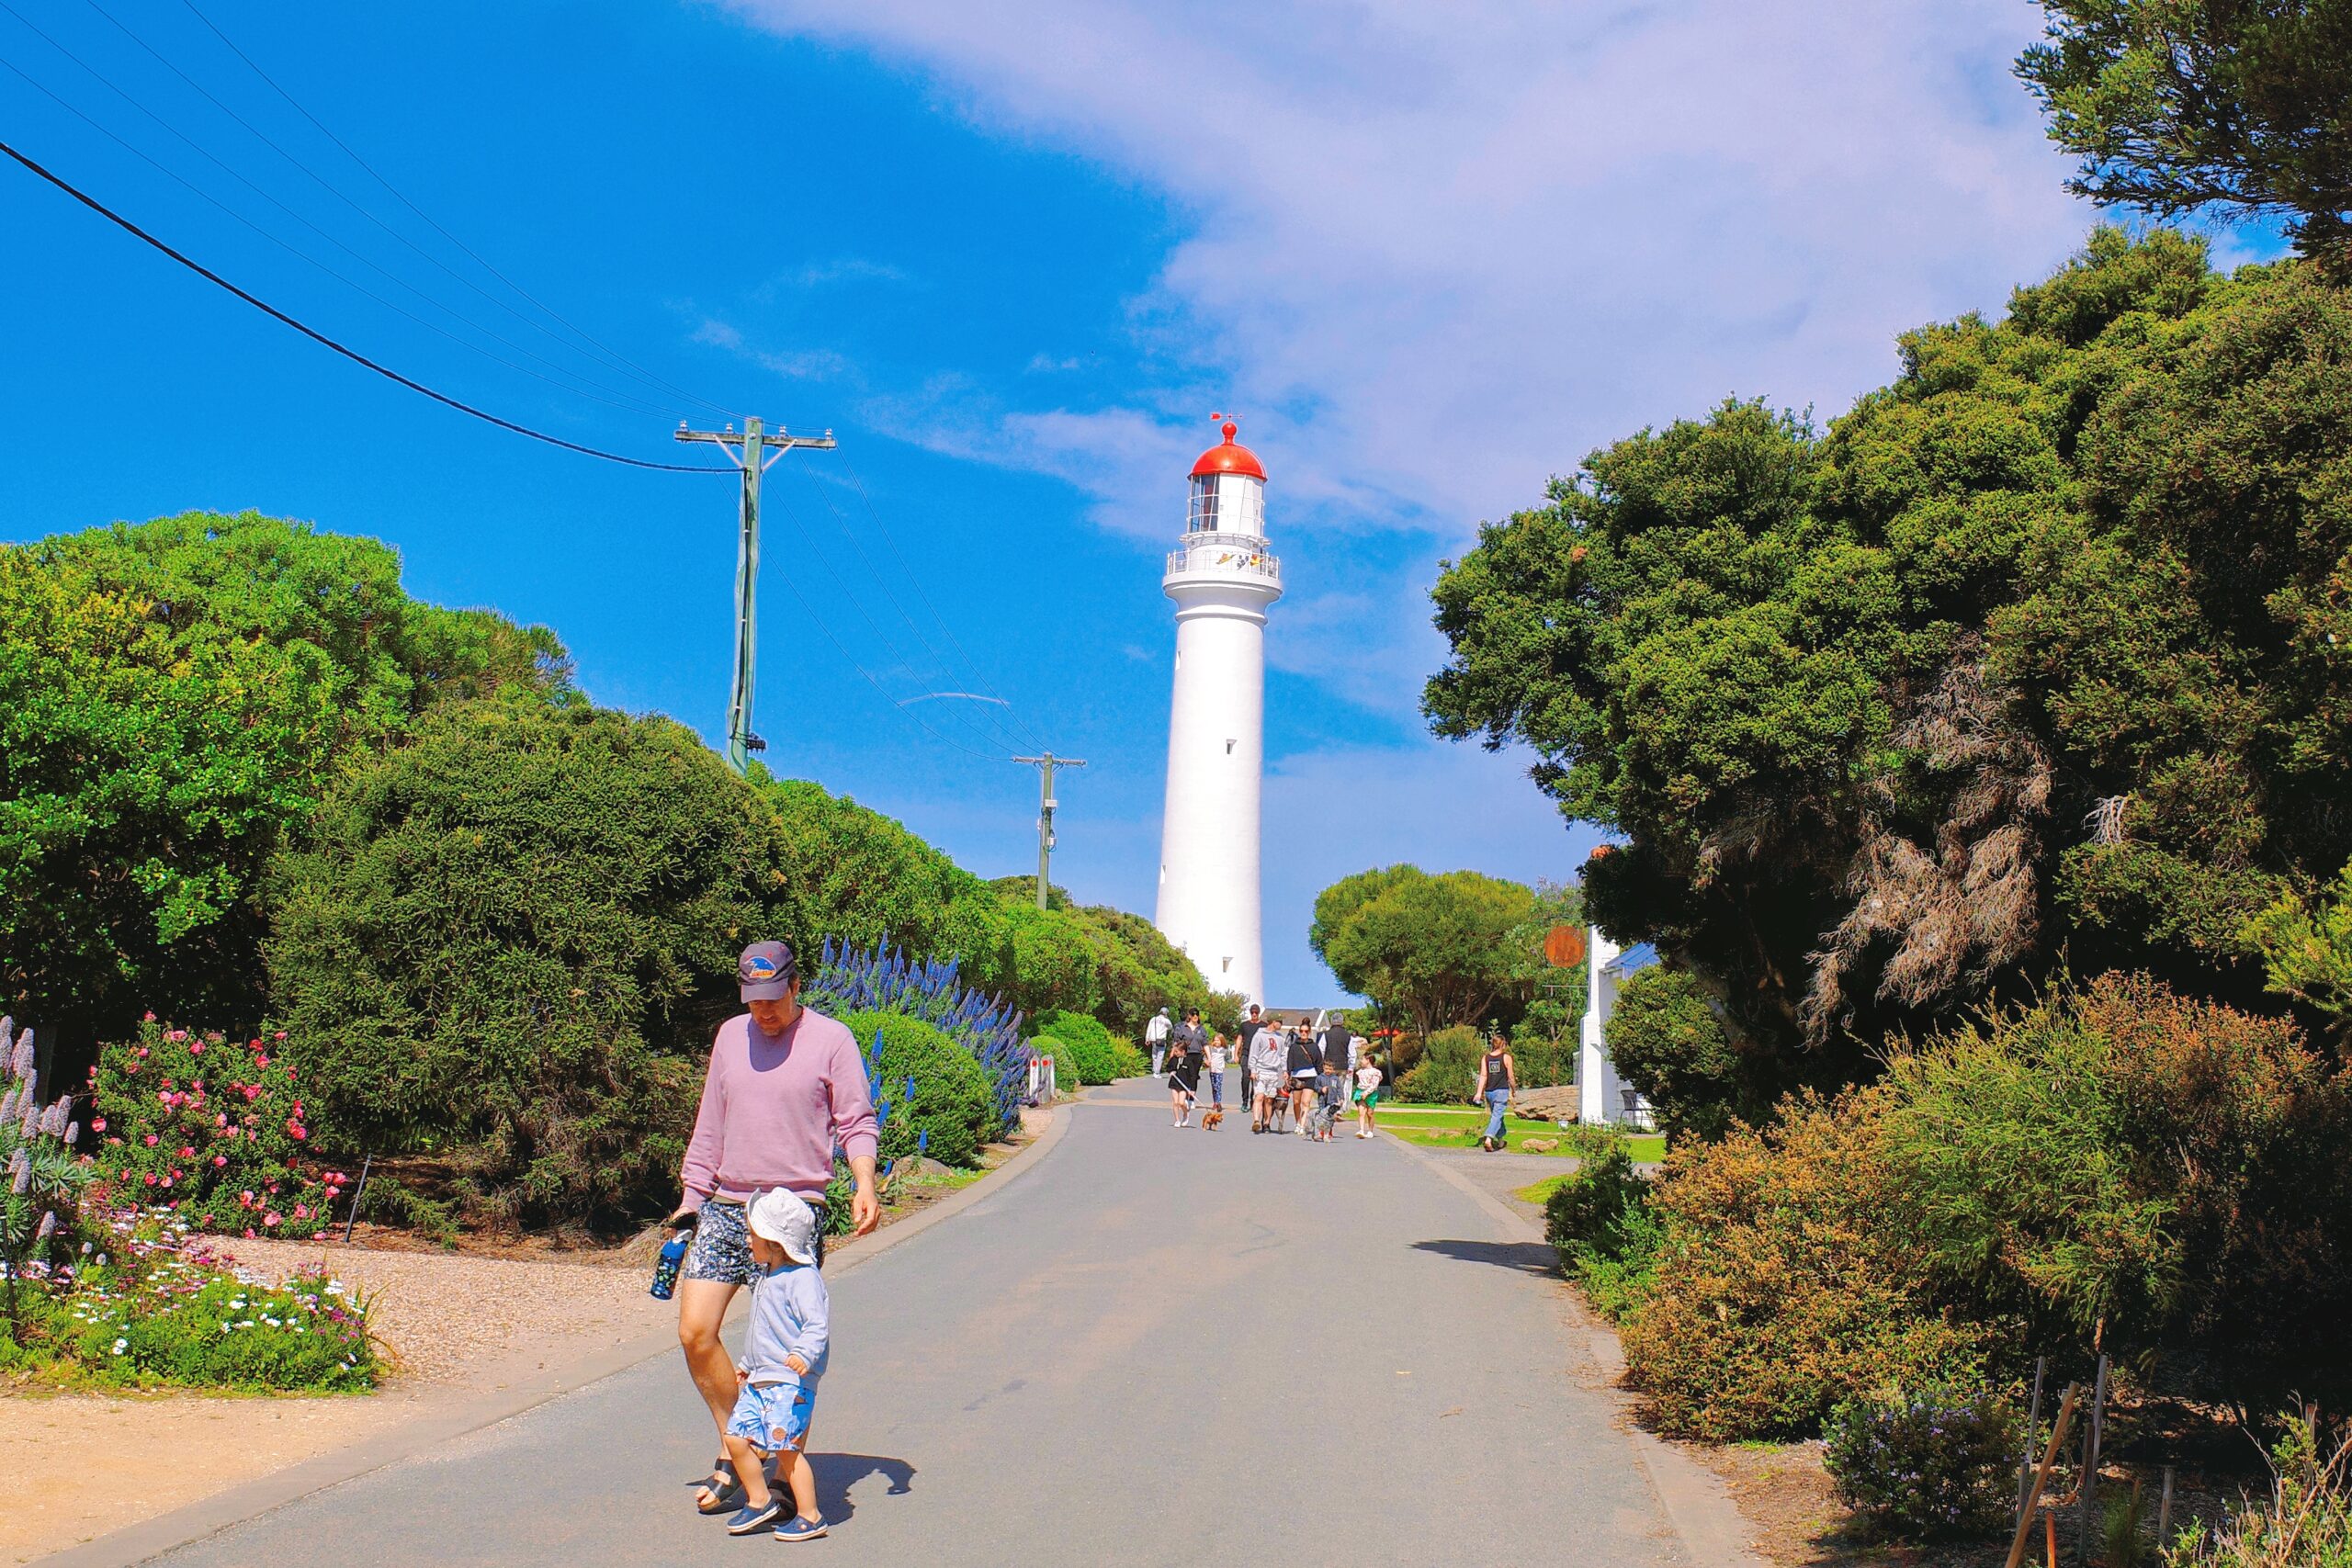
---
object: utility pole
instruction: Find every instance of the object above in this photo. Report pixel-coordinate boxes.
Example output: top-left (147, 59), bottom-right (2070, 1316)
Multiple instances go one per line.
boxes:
top-left (675, 417), bottom-right (837, 774)
top-left (1013, 752), bottom-right (1086, 909)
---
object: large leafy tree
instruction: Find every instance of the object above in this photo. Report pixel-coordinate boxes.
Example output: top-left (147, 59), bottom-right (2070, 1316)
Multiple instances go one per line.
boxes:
top-left (1426, 230), bottom-right (2352, 1131)
top-left (1309, 865), bottom-right (1575, 1039)
top-left (0, 512), bottom-right (564, 1051)
top-left (265, 694), bottom-right (779, 1227)
top-left (2018, 0), bottom-right (2352, 274)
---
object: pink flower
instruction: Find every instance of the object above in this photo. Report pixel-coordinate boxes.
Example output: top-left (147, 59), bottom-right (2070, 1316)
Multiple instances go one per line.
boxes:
top-left (240, 1190), bottom-right (254, 1203)
top-left (142, 1173), bottom-right (157, 1186)
top-left (273, 1032), bottom-right (286, 1042)
top-left (134, 1047), bottom-right (148, 1059)
top-left (123, 1063), bottom-right (137, 1075)
top-left (106, 1136), bottom-right (122, 1146)
top-left (285, 1067), bottom-right (297, 1080)
top-left (91, 1118), bottom-right (105, 1132)
top-left (165, 1030), bottom-right (186, 1043)
top-left (288, 1126), bottom-right (307, 1142)
top-left (212, 1155), bottom-right (227, 1168)
top-left (178, 1146), bottom-right (194, 1159)
top-left (214, 1114), bottom-right (227, 1128)
top-left (264, 1212), bottom-right (281, 1227)
top-left (243, 1228), bottom-right (256, 1239)
top-left (189, 1043), bottom-right (204, 1055)
top-left (253, 1055), bottom-right (268, 1069)
top-left (142, 1134), bottom-right (159, 1148)
top-left (293, 1203), bottom-right (310, 1220)
top-left (142, 1011), bottom-right (156, 1022)
top-left (243, 1087), bottom-right (260, 1102)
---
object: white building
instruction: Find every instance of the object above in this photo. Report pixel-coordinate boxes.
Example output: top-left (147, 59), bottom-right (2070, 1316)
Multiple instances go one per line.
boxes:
top-left (1154, 420), bottom-right (1283, 1007)
top-left (1580, 928), bottom-right (1658, 1128)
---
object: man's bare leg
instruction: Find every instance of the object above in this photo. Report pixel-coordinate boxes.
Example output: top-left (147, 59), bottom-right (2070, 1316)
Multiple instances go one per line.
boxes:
top-left (679, 1278), bottom-right (741, 1498)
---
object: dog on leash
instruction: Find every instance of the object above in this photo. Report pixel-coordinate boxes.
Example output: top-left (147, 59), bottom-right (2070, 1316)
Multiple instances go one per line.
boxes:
top-left (1201, 1106), bottom-right (1225, 1131)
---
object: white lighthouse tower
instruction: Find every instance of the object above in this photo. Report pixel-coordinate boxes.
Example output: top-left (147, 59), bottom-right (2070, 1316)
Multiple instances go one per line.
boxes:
top-left (1155, 419), bottom-right (1283, 1007)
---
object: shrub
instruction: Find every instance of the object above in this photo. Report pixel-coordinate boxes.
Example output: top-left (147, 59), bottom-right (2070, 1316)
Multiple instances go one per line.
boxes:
top-left (1875, 974), bottom-right (2352, 1378)
top-left (265, 694), bottom-right (775, 1229)
top-left (1034, 1011), bottom-right (1139, 1084)
top-left (2166, 1411), bottom-right (2352, 1568)
top-left (838, 1010), bottom-right (993, 1170)
top-left (4, 1211), bottom-right (378, 1392)
top-left (1606, 967), bottom-right (1744, 1143)
top-left (805, 942), bottom-right (1032, 1139)
top-left (1823, 1382), bottom-right (2023, 1540)
top-left (1544, 1141), bottom-right (1663, 1325)
top-left (1394, 1025), bottom-right (1487, 1101)
top-left (87, 1019), bottom-right (346, 1239)
top-left (1622, 1089), bottom-right (1996, 1439)
top-left (0, 1018), bottom-right (93, 1302)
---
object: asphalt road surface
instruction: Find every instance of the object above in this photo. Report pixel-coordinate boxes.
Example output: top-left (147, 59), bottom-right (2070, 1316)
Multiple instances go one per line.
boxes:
top-left (153, 1080), bottom-right (1690, 1567)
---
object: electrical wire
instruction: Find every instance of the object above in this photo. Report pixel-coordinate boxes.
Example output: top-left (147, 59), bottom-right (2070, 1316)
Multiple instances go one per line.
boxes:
top-left (77, 0), bottom-right (725, 422)
top-left (174, 0), bottom-right (741, 423)
top-left (0, 136), bottom-right (729, 472)
top-left (0, 6), bottom-right (680, 420)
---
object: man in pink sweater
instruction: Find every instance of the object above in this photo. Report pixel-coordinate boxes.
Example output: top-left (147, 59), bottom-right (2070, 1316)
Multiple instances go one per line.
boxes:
top-left (671, 940), bottom-right (878, 1513)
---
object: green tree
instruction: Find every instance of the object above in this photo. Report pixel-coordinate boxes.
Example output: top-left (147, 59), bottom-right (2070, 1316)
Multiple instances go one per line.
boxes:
top-left (1607, 968), bottom-right (1742, 1143)
top-left (757, 775), bottom-right (978, 960)
top-left (0, 513), bottom-right (563, 1050)
top-left (1425, 230), bottom-right (2352, 1127)
top-left (1309, 865), bottom-right (1547, 1039)
top-left (2018, 1), bottom-right (2352, 274)
top-left (264, 694), bottom-right (777, 1229)
top-left (2246, 856), bottom-right (2352, 1037)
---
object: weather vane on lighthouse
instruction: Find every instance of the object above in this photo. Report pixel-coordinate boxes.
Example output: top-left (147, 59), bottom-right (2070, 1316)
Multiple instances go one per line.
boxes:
top-left (1154, 413), bottom-right (1283, 1007)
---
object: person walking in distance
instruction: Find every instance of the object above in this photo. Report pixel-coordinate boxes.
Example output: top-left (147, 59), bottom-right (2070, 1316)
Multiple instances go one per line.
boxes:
top-left (1352, 1050), bottom-right (1383, 1138)
top-left (671, 941), bottom-right (879, 1516)
top-left (1476, 1031), bottom-right (1517, 1152)
top-left (1244, 1007), bottom-right (1282, 1134)
top-left (1315, 1017), bottom-right (1351, 1144)
top-left (1165, 1021), bottom-right (1201, 1127)
top-left (1145, 1006), bottom-right (1173, 1077)
top-left (1194, 1020), bottom-right (1232, 1114)
top-left (1286, 1024), bottom-right (1320, 1136)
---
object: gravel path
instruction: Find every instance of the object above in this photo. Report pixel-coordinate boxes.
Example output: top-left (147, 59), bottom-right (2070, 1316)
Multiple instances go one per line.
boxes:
top-left (212, 1238), bottom-right (667, 1387)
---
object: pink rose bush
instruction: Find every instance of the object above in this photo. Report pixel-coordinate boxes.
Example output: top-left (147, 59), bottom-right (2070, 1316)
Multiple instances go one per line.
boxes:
top-left (89, 1020), bottom-right (345, 1241)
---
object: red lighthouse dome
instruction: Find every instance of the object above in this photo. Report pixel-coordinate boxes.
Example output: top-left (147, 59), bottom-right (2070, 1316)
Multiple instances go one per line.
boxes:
top-left (1190, 419), bottom-right (1266, 481)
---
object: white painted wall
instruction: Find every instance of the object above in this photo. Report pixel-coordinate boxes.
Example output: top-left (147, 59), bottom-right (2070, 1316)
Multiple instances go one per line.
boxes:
top-left (1579, 926), bottom-right (1657, 1127)
top-left (1156, 475), bottom-right (1280, 1007)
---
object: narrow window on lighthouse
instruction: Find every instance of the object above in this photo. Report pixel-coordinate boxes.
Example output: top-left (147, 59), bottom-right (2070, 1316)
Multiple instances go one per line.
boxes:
top-left (1226, 739), bottom-right (1236, 754)
top-left (1188, 473), bottom-right (1218, 533)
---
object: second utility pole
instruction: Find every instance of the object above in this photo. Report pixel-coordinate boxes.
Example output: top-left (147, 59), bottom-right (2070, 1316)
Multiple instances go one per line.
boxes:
top-left (676, 417), bottom-right (837, 774)
top-left (1013, 752), bottom-right (1086, 908)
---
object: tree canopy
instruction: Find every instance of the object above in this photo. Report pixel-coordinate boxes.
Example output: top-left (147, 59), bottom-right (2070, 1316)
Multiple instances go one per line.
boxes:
top-left (1426, 230), bottom-right (2352, 1130)
top-left (1309, 864), bottom-right (1580, 1039)
top-left (2018, 0), bottom-right (2352, 273)
top-left (0, 512), bottom-right (565, 1049)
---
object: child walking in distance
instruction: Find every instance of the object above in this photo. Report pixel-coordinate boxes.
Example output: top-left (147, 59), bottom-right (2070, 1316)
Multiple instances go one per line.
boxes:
top-left (1353, 1055), bottom-right (1383, 1138)
top-left (715, 1190), bottom-right (831, 1542)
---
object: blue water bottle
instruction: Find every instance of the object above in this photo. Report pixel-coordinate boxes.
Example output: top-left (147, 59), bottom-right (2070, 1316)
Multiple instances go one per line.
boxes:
top-left (650, 1220), bottom-right (693, 1301)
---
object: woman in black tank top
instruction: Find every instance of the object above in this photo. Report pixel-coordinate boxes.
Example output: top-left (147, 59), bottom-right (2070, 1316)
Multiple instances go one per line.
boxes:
top-left (1477, 1037), bottom-right (1515, 1151)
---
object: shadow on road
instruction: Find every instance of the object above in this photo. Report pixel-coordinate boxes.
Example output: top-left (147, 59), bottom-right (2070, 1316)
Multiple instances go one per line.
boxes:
top-left (809, 1451), bottom-right (916, 1522)
top-left (1409, 1238), bottom-right (1558, 1277)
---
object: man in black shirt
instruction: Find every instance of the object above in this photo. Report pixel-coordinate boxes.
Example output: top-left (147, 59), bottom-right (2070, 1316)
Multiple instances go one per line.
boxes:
top-left (1315, 1021), bottom-right (1351, 1142)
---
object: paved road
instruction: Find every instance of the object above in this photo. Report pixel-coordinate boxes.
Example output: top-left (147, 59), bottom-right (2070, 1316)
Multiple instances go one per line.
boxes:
top-left (154, 1083), bottom-right (1690, 1567)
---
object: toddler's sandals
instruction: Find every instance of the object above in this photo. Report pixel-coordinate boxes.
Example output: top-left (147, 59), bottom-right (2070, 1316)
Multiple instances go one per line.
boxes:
top-left (725, 1496), bottom-right (786, 1536)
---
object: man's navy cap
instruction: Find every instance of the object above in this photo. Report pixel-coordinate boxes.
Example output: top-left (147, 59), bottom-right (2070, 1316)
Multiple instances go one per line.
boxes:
top-left (739, 940), bottom-right (799, 1001)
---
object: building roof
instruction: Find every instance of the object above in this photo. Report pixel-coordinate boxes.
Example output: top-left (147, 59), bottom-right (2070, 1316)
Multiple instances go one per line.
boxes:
top-left (1191, 420), bottom-right (1266, 481)
top-left (1602, 942), bottom-right (1658, 979)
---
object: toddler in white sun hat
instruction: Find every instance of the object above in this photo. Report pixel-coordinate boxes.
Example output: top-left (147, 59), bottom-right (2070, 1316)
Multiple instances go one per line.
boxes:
top-left (715, 1187), bottom-right (831, 1542)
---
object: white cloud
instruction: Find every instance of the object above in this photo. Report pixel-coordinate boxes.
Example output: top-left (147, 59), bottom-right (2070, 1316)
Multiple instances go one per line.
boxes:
top-left (722, 0), bottom-right (2090, 543)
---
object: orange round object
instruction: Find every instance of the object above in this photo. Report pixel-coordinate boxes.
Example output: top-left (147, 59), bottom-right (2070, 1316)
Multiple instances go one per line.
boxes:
top-left (1544, 924), bottom-right (1587, 968)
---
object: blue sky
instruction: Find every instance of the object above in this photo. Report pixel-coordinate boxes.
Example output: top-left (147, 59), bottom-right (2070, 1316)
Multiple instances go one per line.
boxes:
top-left (1, 2), bottom-right (2272, 1005)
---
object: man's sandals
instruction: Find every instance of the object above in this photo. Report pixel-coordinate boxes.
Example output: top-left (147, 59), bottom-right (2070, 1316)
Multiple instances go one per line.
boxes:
top-left (694, 1459), bottom-right (746, 1515)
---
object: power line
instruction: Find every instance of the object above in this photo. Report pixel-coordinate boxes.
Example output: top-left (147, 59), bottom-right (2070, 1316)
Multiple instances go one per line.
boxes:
top-left (173, 0), bottom-right (740, 422)
top-left (0, 6), bottom-right (680, 420)
top-left (0, 137), bottom-right (729, 472)
top-left (78, 0), bottom-right (728, 422)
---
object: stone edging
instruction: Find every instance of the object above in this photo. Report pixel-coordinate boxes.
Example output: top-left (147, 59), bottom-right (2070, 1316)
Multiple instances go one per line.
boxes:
top-left (1380, 1130), bottom-right (1768, 1568)
top-left (40, 1107), bottom-right (1070, 1568)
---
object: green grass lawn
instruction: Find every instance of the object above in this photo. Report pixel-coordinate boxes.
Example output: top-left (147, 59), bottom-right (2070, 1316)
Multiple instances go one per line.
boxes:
top-left (1379, 1113), bottom-right (1665, 1163)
